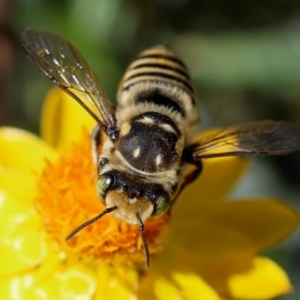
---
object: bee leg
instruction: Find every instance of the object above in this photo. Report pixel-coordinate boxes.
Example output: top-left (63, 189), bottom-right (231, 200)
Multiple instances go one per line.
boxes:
top-left (91, 124), bottom-right (102, 174)
top-left (171, 160), bottom-right (203, 205)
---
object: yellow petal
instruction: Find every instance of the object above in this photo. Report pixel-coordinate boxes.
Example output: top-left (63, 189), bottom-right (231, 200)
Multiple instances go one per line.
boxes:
top-left (94, 264), bottom-right (138, 300)
top-left (0, 261), bottom-right (97, 300)
top-left (144, 250), bottom-right (222, 300)
top-left (0, 170), bottom-right (47, 276)
top-left (179, 132), bottom-right (249, 206)
top-left (0, 179), bottom-right (41, 237)
top-left (60, 264), bottom-right (97, 300)
top-left (0, 228), bottom-right (48, 276)
top-left (228, 256), bottom-right (292, 299)
top-left (154, 273), bottom-right (227, 300)
top-left (172, 272), bottom-right (221, 300)
top-left (40, 87), bottom-right (96, 151)
top-left (169, 199), bottom-right (298, 299)
top-left (172, 198), bottom-right (299, 261)
top-left (0, 241), bottom-right (66, 299)
top-left (0, 196), bottom-right (40, 237)
top-left (0, 168), bottom-right (36, 206)
top-left (154, 276), bottom-right (182, 300)
top-left (31, 264), bottom-right (97, 300)
top-left (171, 219), bottom-right (255, 262)
top-left (0, 127), bottom-right (57, 173)
top-left (205, 198), bottom-right (300, 251)
top-left (0, 275), bottom-right (38, 300)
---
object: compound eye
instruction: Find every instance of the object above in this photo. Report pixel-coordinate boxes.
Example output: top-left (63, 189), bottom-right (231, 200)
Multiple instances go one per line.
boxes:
top-left (96, 174), bottom-right (114, 203)
top-left (152, 192), bottom-right (170, 218)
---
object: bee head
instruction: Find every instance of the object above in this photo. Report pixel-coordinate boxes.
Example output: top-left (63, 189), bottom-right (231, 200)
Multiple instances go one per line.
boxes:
top-left (67, 170), bottom-right (170, 269)
top-left (96, 171), bottom-right (171, 223)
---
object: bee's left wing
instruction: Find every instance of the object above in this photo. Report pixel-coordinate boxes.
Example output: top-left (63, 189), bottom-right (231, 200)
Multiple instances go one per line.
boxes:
top-left (187, 121), bottom-right (300, 160)
top-left (20, 28), bottom-right (117, 139)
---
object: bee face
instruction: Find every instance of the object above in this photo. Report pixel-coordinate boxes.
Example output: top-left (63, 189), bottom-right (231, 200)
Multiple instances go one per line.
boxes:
top-left (106, 191), bottom-right (153, 224)
top-left (96, 170), bottom-right (171, 223)
top-left (20, 28), bottom-right (300, 268)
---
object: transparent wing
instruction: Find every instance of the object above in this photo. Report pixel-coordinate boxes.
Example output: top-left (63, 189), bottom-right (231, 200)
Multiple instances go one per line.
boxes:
top-left (189, 121), bottom-right (300, 160)
top-left (20, 28), bottom-right (117, 138)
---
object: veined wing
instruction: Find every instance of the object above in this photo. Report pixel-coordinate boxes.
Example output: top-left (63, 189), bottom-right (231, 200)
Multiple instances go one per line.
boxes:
top-left (20, 28), bottom-right (117, 138)
top-left (189, 121), bottom-right (300, 159)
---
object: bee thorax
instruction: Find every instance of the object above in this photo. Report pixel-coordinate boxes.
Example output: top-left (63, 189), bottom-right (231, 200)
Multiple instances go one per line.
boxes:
top-left (118, 112), bottom-right (181, 173)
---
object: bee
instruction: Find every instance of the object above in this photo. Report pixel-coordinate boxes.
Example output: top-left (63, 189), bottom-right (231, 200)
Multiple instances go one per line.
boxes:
top-left (20, 28), bottom-right (300, 268)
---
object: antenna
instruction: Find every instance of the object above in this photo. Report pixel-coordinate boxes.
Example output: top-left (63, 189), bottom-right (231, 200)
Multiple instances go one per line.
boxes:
top-left (136, 212), bottom-right (150, 269)
top-left (66, 206), bottom-right (118, 240)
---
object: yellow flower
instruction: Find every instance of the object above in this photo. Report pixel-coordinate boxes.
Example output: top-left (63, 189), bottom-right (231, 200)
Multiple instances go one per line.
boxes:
top-left (0, 86), bottom-right (299, 299)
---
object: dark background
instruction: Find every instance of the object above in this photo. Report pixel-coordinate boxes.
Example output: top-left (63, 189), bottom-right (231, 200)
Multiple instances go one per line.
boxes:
top-left (1, 0), bottom-right (300, 298)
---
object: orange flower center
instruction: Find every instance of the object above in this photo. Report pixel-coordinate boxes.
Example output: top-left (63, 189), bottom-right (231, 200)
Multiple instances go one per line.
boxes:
top-left (35, 129), bottom-right (169, 266)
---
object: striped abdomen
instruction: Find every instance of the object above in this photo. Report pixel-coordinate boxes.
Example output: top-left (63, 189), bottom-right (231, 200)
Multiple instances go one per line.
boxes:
top-left (119, 44), bottom-right (196, 102)
top-left (117, 45), bottom-right (198, 123)
top-left (115, 45), bottom-right (199, 174)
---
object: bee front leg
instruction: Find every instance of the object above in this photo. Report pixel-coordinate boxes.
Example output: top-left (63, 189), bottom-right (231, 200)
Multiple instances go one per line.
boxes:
top-left (171, 160), bottom-right (203, 205)
top-left (91, 124), bottom-right (102, 175)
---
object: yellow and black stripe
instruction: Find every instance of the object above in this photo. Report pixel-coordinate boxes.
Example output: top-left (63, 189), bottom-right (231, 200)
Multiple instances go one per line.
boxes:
top-left (120, 44), bottom-right (196, 105)
top-left (116, 44), bottom-right (199, 174)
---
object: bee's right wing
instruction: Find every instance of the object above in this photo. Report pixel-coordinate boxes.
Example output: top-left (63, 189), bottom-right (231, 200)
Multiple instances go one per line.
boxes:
top-left (20, 28), bottom-right (117, 139)
top-left (187, 121), bottom-right (300, 160)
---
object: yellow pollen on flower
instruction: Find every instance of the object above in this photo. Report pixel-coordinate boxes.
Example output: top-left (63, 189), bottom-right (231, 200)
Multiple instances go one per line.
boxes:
top-left (35, 129), bottom-right (169, 266)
